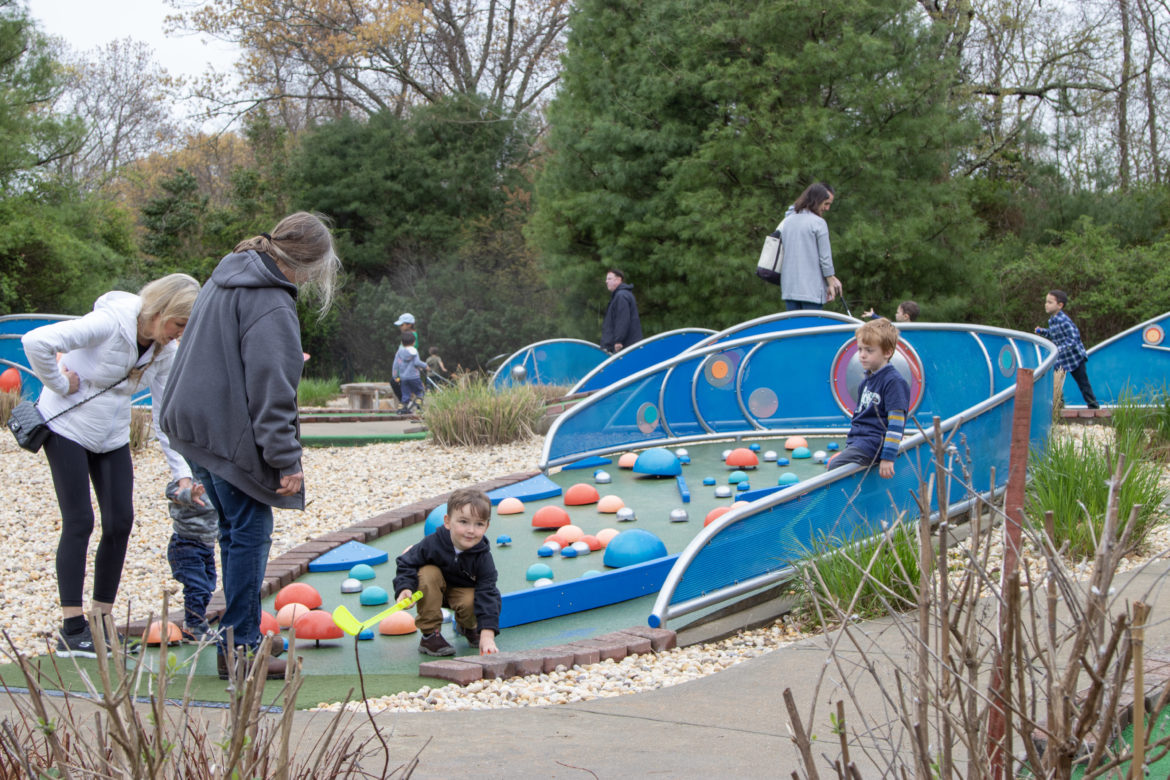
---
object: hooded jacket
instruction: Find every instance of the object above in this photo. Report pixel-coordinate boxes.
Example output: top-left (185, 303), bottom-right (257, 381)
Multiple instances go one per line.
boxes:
top-left (393, 526), bottom-right (501, 634)
top-left (22, 291), bottom-right (190, 480)
top-left (160, 250), bottom-right (305, 509)
top-left (600, 282), bottom-right (643, 352)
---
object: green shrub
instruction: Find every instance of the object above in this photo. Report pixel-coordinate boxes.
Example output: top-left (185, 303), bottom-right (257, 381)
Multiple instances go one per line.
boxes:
top-left (1026, 433), bottom-right (1166, 559)
top-left (791, 521), bottom-right (922, 629)
top-left (423, 374), bottom-right (543, 446)
top-left (298, 376), bottom-right (341, 408)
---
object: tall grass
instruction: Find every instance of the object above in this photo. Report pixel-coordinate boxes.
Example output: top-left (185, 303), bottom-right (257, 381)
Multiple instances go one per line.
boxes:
top-left (422, 374), bottom-right (544, 446)
top-left (1027, 432), bottom-right (1166, 559)
top-left (128, 406), bottom-right (152, 451)
top-left (298, 376), bottom-right (341, 407)
top-left (791, 521), bottom-right (921, 629)
top-left (1111, 384), bottom-right (1170, 462)
top-left (0, 389), bottom-right (17, 425)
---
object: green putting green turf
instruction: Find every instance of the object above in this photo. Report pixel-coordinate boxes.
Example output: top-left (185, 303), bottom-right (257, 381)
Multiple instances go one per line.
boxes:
top-left (11, 436), bottom-right (841, 707)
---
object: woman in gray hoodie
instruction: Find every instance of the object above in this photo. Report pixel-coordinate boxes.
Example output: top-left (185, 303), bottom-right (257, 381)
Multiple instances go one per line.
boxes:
top-left (161, 212), bottom-right (340, 680)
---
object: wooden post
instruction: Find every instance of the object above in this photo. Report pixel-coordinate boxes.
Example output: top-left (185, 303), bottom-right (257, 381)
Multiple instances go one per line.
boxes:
top-left (987, 368), bottom-right (1034, 779)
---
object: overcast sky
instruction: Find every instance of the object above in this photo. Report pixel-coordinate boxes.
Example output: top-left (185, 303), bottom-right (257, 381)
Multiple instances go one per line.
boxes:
top-left (27, 0), bottom-right (239, 79)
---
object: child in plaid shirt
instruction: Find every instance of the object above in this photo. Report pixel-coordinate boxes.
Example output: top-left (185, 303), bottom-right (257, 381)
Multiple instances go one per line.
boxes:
top-left (1035, 289), bottom-right (1099, 409)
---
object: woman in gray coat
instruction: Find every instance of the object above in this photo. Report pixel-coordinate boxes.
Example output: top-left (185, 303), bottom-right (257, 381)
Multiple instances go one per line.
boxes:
top-left (161, 212), bottom-right (340, 680)
top-left (779, 183), bottom-right (843, 310)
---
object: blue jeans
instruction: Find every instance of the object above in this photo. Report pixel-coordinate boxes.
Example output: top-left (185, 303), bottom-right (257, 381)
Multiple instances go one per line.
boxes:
top-left (400, 377), bottom-right (425, 407)
top-left (194, 464), bottom-right (273, 653)
top-left (784, 300), bottom-right (823, 311)
top-left (167, 534), bottom-right (216, 628)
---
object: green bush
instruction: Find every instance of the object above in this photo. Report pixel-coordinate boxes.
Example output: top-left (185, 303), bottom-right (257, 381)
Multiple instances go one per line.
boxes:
top-left (791, 521), bottom-right (922, 629)
top-left (298, 376), bottom-right (341, 407)
top-left (422, 374), bottom-right (544, 446)
top-left (1026, 432), bottom-right (1166, 559)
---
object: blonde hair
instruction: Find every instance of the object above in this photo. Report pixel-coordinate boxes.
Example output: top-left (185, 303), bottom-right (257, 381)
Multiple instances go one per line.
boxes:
top-left (139, 273), bottom-right (200, 326)
top-left (857, 317), bottom-right (899, 355)
top-left (235, 211), bottom-right (341, 316)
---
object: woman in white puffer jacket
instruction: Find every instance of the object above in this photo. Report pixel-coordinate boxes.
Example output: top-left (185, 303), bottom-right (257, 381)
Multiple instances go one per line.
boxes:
top-left (22, 274), bottom-right (200, 657)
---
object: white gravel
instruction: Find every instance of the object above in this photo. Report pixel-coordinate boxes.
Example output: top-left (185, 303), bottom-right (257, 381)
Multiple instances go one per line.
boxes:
top-left (0, 433), bottom-right (543, 660)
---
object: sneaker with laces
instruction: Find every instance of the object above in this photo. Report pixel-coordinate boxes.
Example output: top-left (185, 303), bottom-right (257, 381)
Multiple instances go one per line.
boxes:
top-left (418, 631), bottom-right (455, 657)
top-left (182, 622), bottom-right (220, 643)
top-left (459, 624), bottom-right (480, 648)
top-left (56, 624), bottom-right (102, 658)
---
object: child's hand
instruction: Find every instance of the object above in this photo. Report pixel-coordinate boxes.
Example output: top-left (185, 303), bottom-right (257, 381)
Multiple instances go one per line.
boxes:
top-left (479, 629), bottom-right (498, 655)
top-left (879, 460), bottom-right (895, 479)
top-left (396, 589), bottom-right (414, 603)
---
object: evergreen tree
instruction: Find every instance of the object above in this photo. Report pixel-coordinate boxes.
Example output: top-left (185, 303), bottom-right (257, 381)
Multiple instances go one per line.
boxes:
top-left (532, 0), bottom-right (981, 333)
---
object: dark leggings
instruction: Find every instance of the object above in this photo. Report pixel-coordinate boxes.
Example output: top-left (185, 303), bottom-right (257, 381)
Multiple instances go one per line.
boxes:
top-left (43, 432), bottom-right (135, 607)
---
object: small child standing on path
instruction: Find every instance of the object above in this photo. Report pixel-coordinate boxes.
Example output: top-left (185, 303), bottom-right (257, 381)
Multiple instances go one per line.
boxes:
top-left (165, 475), bottom-right (219, 641)
top-left (827, 318), bottom-right (911, 478)
top-left (1035, 289), bottom-right (1099, 408)
top-left (392, 331), bottom-right (428, 413)
top-left (394, 488), bottom-right (500, 657)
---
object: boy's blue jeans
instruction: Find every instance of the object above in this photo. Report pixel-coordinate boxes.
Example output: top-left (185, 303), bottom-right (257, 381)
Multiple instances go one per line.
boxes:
top-left (400, 377), bottom-right (425, 408)
top-left (167, 534), bottom-right (216, 628)
top-left (194, 464), bottom-right (273, 654)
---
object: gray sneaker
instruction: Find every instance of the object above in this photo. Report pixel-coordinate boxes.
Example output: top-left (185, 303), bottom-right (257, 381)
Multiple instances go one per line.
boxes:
top-left (418, 631), bottom-right (455, 657)
top-left (56, 624), bottom-right (101, 658)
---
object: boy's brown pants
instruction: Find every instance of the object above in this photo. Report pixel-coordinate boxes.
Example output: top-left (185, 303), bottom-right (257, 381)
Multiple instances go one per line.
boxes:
top-left (415, 565), bottom-right (477, 635)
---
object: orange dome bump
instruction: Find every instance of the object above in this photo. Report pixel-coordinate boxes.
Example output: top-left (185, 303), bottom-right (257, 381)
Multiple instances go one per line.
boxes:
top-left (379, 611), bottom-right (417, 635)
top-left (275, 582), bottom-right (322, 611)
top-left (725, 448), bottom-right (759, 468)
top-left (596, 528), bottom-right (619, 547)
top-left (260, 610), bottom-right (280, 636)
top-left (293, 609), bottom-right (344, 643)
top-left (276, 602), bottom-right (310, 629)
top-left (580, 534), bottom-right (603, 551)
top-left (618, 452), bottom-right (638, 469)
top-left (144, 620), bottom-right (182, 646)
top-left (597, 494), bottom-right (625, 513)
top-left (497, 497), bottom-right (525, 515)
top-left (784, 436), bottom-right (808, 450)
top-left (704, 506), bottom-right (732, 527)
top-left (532, 505), bottom-right (571, 528)
top-left (565, 483), bottom-right (600, 506)
top-left (559, 524), bottom-right (584, 544)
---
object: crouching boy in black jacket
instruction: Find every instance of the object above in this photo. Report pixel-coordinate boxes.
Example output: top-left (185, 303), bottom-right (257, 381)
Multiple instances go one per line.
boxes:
top-left (395, 488), bottom-right (500, 656)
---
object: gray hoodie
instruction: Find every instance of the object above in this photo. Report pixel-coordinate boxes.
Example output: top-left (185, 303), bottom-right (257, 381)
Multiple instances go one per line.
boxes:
top-left (160, 250), bottom-right (305, 509)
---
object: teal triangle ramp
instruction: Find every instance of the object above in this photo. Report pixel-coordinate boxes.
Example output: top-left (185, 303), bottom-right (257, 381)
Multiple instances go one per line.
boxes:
top-left (308, 540), bottom-right (390, 572)
top-left (488, 474), bottom-right (562, 504)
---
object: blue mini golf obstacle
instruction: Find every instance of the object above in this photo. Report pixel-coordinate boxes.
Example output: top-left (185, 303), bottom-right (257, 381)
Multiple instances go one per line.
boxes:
top-left (530, 319), bottom-right (1058, 630)
top-left (1059, 311), bottom-right (1170, 408)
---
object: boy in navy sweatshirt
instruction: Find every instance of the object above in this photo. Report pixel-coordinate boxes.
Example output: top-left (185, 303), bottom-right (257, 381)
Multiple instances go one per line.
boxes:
top-left (395, 488), bottom-right (500, 656)
top-left (828, 318), bottom-right (911, 478)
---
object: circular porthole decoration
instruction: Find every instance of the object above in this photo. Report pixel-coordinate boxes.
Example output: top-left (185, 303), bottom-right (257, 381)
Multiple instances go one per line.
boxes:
top-left (830, 338), bottom-right (925, 415)
top-left (998, 344), bottom-right (1017, 378)
top-left (1143, 324), bottom-right (1164, 346)
top-left (747, 387), bottom-right (780, 418)
top-left (702, 349), bottom-right (742, 389)
top-left (636, 402), bottom-right (661, 435)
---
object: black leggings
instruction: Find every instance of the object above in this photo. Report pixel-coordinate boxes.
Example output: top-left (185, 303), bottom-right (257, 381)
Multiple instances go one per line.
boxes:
top-left (43, 432), bottom-right (135, 607)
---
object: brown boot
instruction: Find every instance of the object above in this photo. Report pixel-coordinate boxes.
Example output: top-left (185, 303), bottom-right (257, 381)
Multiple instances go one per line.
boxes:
top-left (217, 653), bottom-right (288, 681)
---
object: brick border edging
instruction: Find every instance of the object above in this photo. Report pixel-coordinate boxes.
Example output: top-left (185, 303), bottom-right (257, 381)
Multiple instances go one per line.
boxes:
top-left (418, 627), bottom-right (677, 685)
top-left (125, 470), bottom-right (539, 637)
